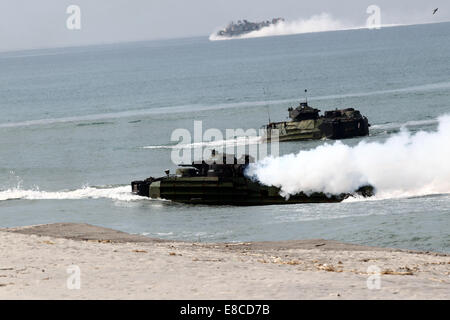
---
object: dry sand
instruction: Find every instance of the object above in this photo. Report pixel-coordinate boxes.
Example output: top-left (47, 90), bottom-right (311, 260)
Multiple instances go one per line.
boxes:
top-left (0, 223), bottom-right (448, 299)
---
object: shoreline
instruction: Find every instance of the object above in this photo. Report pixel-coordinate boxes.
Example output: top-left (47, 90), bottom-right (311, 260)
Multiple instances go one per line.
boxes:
top-left (1, 223), bottom-right (449, 299)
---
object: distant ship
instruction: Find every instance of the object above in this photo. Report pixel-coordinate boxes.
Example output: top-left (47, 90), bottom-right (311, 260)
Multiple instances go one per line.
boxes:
top-left (215, 18), bottom-right (284, 38)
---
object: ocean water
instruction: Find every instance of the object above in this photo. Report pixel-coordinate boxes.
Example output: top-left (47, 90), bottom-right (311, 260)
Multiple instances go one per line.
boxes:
top-left (1, 23), bottom-right (449, 252)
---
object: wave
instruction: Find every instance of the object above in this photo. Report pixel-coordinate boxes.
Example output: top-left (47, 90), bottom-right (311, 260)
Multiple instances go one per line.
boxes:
top-left (141, 118), bottom-right (438, 149)
top-left (314, 82), bottom-right (450, 101)
top-left (210, 13), bottom-right (399, 41)
top-left (343, 192), bottom-right (450, 203)
top-left (1, 81), bottom-right (449, 129)
top-left (246, 114), bottom-right (450, 200)
top-left (0, 102), bottom-right (282, 129)
top-left (142, 135), bottom-right (262, 150)
top-left (371, 119), bottom-right (438, 131)
top-left (76, 121), bottom-right (114, 127)
top-left (0, 185), bottom-right (151, 202)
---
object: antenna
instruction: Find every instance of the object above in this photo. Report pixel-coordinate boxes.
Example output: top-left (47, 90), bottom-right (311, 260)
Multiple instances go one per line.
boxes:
top-left (263, 88), bottom-right (271, 124)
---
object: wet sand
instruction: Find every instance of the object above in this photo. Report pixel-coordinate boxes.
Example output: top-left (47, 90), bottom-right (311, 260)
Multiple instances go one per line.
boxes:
top-left (1, 223), bottom-right (449, 299)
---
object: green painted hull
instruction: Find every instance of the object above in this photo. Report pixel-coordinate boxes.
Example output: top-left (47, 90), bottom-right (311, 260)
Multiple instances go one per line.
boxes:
top-left (133, 176), bottom-right (372, 206)
top-left (263, 117), bottom-right (370, 142)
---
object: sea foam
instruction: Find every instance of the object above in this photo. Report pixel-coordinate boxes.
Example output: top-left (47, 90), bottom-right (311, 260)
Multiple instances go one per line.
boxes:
top-left (0, 185), bottom-right (147, 202)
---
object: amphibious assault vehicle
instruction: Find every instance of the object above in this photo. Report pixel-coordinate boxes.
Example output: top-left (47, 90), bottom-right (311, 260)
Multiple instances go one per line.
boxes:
top-left (262, 101), bottom-right (370, 142)
top-left (216, 18), bottom-right (284, 38)
top-left (131, 150), bottom-right (374, 206)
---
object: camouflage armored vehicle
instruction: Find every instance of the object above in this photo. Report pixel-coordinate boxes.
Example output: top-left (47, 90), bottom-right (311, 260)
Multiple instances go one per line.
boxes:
top-left (263, 101), bottom-right (370, 142)
top-left (131, 150), bottom-right (374, 206)
top-left (216, 18), bottom-right (284, 38)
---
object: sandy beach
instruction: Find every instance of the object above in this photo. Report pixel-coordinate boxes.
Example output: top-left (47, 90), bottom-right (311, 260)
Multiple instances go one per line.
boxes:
top-left (0, 223), bottom-right (448, 299)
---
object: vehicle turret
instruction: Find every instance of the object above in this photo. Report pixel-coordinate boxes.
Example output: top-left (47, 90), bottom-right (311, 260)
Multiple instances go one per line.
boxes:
top-left (288, 101), bottom-right (321, 121)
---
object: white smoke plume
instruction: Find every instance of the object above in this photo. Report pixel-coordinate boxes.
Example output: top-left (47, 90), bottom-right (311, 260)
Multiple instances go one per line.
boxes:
top-left (246, 114), bottom-right (450, 199)
top-left (210, 13), bottom-right (357, 41)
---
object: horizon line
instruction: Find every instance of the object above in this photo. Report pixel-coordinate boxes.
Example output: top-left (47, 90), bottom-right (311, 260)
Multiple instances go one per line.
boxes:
top-left (0, 20), bottom-right (449, 56)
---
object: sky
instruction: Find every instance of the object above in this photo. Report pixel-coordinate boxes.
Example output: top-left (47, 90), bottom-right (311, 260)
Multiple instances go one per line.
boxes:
top-left (0, 0), bottom-right (448, 52)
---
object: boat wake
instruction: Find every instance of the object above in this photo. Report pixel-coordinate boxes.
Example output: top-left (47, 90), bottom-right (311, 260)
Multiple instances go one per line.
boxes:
top-left (370, 119), bottom-right (438, 131)
top-left (142, 135), bottom-right (263, 150)
top-left (210, 13), bottom-right (400, 41)
top-left (0, 185), bottom-right (150, 202)
top-left (210, 13), bottom-right (353, 40)
top-left (343, 192), bottom-right (450, 203)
